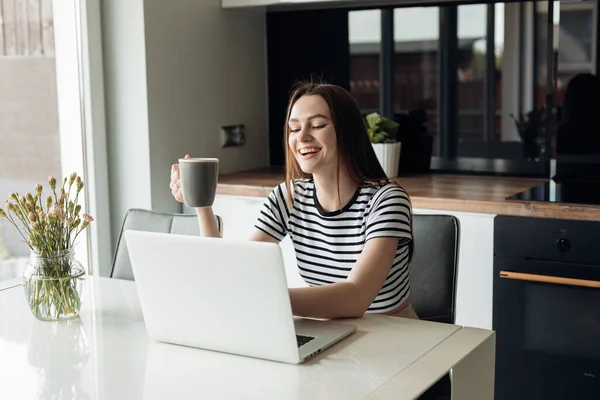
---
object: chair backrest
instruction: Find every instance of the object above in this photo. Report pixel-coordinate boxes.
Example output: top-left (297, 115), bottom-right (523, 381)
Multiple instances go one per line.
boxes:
top-left (110, 208), bottom-right (223, 281)
top-left (409, 214), bottom-right (460, 324)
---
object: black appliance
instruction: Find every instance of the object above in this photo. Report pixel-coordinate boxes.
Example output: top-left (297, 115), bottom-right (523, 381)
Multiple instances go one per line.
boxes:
top-left (506, 179), bottom-right (600, 205)
top-left (493, 216), bottom-right (600, 400)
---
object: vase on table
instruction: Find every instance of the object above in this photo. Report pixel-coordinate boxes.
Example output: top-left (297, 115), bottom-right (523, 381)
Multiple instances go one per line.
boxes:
top-left (23, 247), bottom-right (86, 321)
top-left (0, 172), bottom-right (94, 321)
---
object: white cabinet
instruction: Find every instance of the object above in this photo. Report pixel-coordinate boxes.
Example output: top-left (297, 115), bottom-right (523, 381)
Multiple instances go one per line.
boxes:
top-left (212, 194), bottom-right (495, 329)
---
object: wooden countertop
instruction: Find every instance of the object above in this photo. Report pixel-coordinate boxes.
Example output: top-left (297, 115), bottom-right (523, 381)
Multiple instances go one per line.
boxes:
top-left (217, 168), bottom-right (600, 221)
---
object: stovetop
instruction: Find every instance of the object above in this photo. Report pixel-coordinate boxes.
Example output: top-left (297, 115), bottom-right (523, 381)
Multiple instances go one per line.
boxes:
top-left (506, 179), bottom-right (600, 206)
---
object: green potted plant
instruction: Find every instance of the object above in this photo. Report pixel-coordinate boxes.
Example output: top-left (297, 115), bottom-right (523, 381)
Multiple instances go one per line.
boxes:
top-left (365, 112), bottom-right (402, 178)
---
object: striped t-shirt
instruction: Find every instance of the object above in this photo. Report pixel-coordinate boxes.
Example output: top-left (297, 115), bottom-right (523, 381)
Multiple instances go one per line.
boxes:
top-left (255, 179), bottom-right (413, 314)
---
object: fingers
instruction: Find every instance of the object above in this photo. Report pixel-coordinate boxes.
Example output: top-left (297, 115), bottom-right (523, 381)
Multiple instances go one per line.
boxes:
top-left (170, 179), bottom-right (183, 202)
top-left (170, 156), bottom-right (188, 203)
top-left (169, 178), bottom-right (181, 191)
top-left (170, 154), bottom-right (189, 179)
top-left (171, 163), bottom-right (179, 178)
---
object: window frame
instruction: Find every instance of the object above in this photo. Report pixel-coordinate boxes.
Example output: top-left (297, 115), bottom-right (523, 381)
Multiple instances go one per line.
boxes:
top-left (52, 0), bottom-right (112, 275)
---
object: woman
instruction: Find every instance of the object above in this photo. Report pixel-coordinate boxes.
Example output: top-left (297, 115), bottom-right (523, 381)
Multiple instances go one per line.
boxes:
top-left (170, 82), bottom-right (417, 320)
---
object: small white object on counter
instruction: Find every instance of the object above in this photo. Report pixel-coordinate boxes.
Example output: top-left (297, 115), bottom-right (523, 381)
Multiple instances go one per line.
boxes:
top-left (372, 142), bottom-right (402, 178)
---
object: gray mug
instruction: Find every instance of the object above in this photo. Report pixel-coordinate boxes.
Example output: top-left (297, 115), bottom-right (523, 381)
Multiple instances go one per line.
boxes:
top-left (179, 158), bottom-right (219, 207)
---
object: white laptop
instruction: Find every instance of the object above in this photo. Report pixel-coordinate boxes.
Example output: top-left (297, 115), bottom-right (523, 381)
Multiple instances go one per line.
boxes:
top-left (125, 230), bottom-right (356, 364)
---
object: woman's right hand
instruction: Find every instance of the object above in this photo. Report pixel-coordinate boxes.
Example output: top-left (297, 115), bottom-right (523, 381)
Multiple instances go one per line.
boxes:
top-left (170, 154), bottom-right (189, 203)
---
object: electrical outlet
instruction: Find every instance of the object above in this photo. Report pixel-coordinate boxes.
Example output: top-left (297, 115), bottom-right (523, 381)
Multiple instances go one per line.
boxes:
top-left (221, 124), bottom-right (246, 148)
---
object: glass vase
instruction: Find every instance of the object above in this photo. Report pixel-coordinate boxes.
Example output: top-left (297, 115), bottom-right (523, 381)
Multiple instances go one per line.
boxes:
top-left (22, 248), bottom-right (86, 321)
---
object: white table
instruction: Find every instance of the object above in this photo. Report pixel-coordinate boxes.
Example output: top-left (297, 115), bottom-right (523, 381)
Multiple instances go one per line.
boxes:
top-left (0, 277), bottom-right (495, 400)
top-left (0, 277), bottom-right (20, 291)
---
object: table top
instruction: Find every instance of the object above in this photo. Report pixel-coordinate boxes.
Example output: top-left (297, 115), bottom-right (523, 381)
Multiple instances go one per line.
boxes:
top-left (0, 277), bottom-right (20, 291)
top-left (0, 277), bottom-right (489, 400)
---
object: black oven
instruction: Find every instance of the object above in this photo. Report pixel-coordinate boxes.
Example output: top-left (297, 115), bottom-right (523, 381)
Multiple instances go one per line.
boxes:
top-left (493, 216), bottom-right (600, 400)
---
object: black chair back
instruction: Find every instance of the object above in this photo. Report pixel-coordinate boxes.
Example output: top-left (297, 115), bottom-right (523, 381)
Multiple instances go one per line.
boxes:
top-left (410, 214), bottom-right (460, 324)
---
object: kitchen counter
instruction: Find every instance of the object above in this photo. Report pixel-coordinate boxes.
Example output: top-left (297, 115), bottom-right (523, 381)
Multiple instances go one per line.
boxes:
top-left (217, 168), bottom-right (600, 221)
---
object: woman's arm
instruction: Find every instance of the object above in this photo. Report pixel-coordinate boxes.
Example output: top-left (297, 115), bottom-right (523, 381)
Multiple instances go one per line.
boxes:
top-left (249, 229), bottom-right (280, 243)
top-left (195, 207), bottom-right (222, 238)
top-left (289, 236), bottom-right (400, 319)
top-left (251, 183), bottom-right (289, 244)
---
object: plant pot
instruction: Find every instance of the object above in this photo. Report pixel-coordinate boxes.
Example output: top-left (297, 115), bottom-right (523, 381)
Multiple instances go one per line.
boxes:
top-left (372, 142), bottom-right (402, 178)
top-left (22, 248), bottom-right (86, 321)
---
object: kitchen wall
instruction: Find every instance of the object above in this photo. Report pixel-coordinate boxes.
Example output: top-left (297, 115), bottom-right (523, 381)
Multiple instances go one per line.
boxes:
top-left (101, 0), bottom-right (269, 274)
top-left (102, 0), bottom-right (152, 263)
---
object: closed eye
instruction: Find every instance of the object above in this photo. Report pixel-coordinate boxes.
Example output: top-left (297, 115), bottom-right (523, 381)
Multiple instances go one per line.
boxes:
top-left (312, 124), bottom-right (327, 130)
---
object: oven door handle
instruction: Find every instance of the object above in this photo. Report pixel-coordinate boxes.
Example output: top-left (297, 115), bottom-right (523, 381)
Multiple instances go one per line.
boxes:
top-left (499, 271), bottom-right (600, 288)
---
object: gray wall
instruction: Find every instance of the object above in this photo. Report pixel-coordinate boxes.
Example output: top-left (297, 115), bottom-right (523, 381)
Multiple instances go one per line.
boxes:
top-left (101, 0), bottom-right (268, 275)
top-left (102, 0), bottom-right (152, 268)
top-left (144, 0), bottom-right (269, 213)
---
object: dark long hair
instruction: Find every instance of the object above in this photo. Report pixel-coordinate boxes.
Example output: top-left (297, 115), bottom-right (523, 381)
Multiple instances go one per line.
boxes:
top-left (283, 81), bottom-right (391, 205)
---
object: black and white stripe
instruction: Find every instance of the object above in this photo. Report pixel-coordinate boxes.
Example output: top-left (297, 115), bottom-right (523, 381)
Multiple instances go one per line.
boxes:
top-left (255, 179), bottom-right (413, 314)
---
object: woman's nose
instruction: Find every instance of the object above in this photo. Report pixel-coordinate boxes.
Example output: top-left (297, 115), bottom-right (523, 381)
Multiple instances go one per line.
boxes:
top-left (297, 126), bottom-right (312, 142)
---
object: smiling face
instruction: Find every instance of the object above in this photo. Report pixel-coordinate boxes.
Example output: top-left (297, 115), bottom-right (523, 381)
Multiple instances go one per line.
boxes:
top-left (287, 95), bottom-right (338, 176)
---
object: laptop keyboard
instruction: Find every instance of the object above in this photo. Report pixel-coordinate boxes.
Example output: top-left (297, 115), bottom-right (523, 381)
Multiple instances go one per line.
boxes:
top-left (296, 334), bottom-right (315, 347)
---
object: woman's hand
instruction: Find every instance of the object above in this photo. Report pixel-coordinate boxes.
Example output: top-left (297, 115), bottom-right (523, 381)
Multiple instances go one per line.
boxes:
top-left (170, 154), bottom-right (190, 202)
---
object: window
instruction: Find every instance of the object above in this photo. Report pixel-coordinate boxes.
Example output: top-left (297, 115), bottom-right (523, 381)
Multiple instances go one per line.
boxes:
top-left (274, 0), bottom-right (595, 177)
top-left (557, 3), bottom-right (596, 98)
top-left (393, 7), bottom-right (439, 143)
top-left (0, 0), bottom-right (63, 283)
top-left (349, 9), bottom-right (381, 113)
top-left (455, 4), bottom-right (510, 160)
top-left (457, 4), bottom-right (487, 146)
top-left (533, 1), bottom-right (598, 160)
top-left (0, 0), bottom-right (108, 284)
top-left (351, 1), bottom-right (575, 176)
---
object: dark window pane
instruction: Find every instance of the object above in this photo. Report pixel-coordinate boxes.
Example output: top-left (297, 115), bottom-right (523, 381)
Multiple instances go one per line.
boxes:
top-left (393, 7), bottom-right (439, 153)
top-left (349, 10), bottom-right (381, 113)
top-left (457, 4), bottom-right (487, 148)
